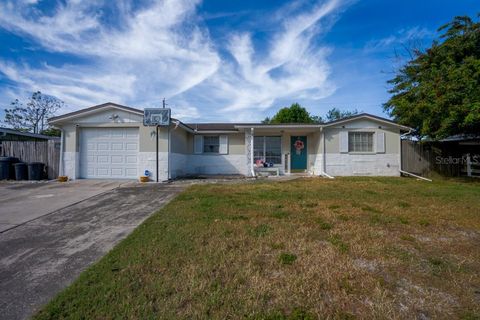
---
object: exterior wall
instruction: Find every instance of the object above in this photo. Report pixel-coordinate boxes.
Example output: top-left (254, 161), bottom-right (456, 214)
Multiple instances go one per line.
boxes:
top-left (186, 154), bottom-right (248, 175)
top-left (139, 126), bottom-right (168, 152)
top-left (73, 109), bottom-right (143, 124)
top-left (323, 119), bottom-right (401, 176)
top-left (169, 127), bottom-right (189, 179)
top-left (63, 151), bottom-right (79, 179)
top-left (138, 152), bottom-right (169, 181)
top-left (63, 124), bottom-right (78, 152)
top-left (170, 153), bottom-right (188, 178)
top-left (325, 153), bottom-right (400, 176)
top-left (184, 132), bottom-right (248, 176)
top-left (185, 132), bottom-right (245, 155)
top-left (229, 133), bottom-right (246, 155)
top-left (324, 127), bottom-right (400, 154)
top-left (171, 127), bottom-right (189, 154)
top-left (307, 131), bottom-right (321, 174)
top-left (62, 124), bottom-right (78, 178)
top-left (57, 106), bottom-right (403, 179)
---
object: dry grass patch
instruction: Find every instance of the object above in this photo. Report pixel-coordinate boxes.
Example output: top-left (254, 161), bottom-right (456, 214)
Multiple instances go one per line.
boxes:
top-left (35, 177), bottom-right (480, 319)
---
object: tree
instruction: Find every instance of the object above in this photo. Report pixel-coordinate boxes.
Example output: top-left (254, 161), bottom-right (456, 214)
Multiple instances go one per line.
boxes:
top-left (40, 127), bottom-right (61, 137)
top-left (3, 91), bottom-right (64, 134)
top-left (325, 107), bottom-right (359, 122)
top-left (384, 14), bottom-right (480, 139)
top-left (263, 104), bottom-right (359, 124)
top-left (267, 103), bottom-right (315, 124)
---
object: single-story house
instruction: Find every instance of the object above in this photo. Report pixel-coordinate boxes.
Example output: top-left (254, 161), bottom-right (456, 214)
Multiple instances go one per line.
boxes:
top-left (48, 102), bottom-right (411, 181)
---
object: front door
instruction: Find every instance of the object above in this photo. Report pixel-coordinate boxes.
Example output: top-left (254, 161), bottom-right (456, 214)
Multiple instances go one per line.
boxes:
top-left (290, 136), bottom-right (307, 171)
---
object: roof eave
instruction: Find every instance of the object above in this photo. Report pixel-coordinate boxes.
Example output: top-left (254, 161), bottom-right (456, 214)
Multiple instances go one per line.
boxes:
top-left (322, 114), bottom-right (413, 131)
top-left (48, 102), bottom-right (143, 124)
top-left (234, 124), bottom-right (321, 129)
top-left (0, 127), bottom-right (60, 140)
top-left (192, 130), bottom-right (239, 134)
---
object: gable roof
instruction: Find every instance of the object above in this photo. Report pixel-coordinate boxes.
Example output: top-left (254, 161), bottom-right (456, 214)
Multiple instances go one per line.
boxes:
top-left (321, 113), bottom-right (412, 131)
top-left (48, 102), bottom-right (412, 132)
top-left (231, 113), bottom-right (412, 131)
top-left (49, 102), bottom-right (143, 124)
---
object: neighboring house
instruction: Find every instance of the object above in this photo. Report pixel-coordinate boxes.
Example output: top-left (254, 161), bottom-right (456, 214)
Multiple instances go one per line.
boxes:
top-left (48, 102), bottom-right (411, 181)
top-left (0, 127), bottom-right (60, 142)
top-left (0, 127), bottom-right (60, 155)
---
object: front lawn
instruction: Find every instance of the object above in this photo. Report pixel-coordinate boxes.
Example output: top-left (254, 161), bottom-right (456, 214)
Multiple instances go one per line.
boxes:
top-left (35, 177), bottom-right (480, 319)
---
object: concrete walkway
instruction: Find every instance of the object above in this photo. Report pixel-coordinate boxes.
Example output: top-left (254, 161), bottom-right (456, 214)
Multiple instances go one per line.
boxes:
top-left (0, 183), bottom-right (185, 320)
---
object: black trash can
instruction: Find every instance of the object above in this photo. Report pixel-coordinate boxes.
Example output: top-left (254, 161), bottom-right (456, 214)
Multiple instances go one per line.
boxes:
top-left (9, 157), bottom-right (19, 179)
top-left (0, 157), bottom-right (18, 180)
top-left (28, 162), bottom-right (45, 181)
top-left (14, 163), bottom-right (28, 180)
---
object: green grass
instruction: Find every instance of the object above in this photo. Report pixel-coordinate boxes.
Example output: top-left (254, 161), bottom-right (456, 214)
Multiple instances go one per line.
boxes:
top-left (279, 253), bottom-right (297, 265)
top-left (328, 234), bottom-right (349, 253)
top-left (34, 177), bottom-right (480, 319)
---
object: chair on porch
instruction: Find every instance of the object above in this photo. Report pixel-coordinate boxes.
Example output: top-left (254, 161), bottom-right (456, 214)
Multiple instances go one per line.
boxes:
top-left (254, 160), bottom-right (280, 176)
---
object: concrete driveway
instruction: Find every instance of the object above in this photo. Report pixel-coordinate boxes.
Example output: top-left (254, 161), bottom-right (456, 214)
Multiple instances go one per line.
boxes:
top-left (0, 180), bottom-right (128, 232)
top-left (0, 181), bottom-right (185, 320)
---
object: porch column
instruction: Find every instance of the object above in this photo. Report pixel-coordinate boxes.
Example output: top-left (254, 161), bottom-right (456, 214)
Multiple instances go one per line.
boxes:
top-left (250, 128), bottom-right (255, 176)
top-left (245, 128), bottom-right (255, 177)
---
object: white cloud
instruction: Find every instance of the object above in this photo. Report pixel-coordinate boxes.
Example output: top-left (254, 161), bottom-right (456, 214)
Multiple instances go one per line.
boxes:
top-left (365, 26), bottom-right (434, 51)
top-left (0, 0), bottom-right (350, 121)
top-left (192, 0), bottom-right (343, 119)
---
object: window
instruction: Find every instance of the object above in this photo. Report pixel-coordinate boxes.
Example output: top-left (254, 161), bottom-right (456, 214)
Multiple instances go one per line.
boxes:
top-left (348, 132), bottom-right (374, 152)
top-left (203, 136), bottom-right (219, 153)
top-left (253, 136), bottom-right (264, 162)
top-left (253, 136), bottom-right (282, 164)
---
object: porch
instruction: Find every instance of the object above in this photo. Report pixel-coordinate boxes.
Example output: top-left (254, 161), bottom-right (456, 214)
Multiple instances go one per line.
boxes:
top-left (240, 125), bottom-right (322, 176)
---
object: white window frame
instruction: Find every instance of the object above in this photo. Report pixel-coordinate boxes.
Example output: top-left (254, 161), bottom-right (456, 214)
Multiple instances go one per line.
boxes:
top-left (253, 136), bottom-right (282, 165)
top-left (348, 131), bottom-right (375, 153)
top-left (194, 135), bottom-right (228, 155)
top-left (203, 135), bottom-right (220, 154)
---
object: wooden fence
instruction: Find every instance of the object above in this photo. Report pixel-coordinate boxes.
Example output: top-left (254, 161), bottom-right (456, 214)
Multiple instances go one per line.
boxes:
top-left (0, 140), bottom-right (61, 179)
top-left (401, 139), bottom-right (479, 178)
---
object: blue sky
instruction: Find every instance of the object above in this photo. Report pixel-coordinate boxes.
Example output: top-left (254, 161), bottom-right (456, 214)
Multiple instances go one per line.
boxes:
top-left (0, 0), bottom-right (478, 122)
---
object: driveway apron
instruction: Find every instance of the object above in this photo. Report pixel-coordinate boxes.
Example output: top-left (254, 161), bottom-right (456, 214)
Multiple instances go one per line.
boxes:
top-left (0, 183), bottom-right (185, 320)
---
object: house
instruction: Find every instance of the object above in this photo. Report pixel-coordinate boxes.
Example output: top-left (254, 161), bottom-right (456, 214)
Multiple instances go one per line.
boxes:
top-left (48, 102), bottom-right (411, 181)
top-left (0, 127), bottom-right (60, 142)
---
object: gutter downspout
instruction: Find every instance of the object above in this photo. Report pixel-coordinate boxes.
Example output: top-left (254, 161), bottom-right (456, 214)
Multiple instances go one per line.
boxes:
top-left (167, 123), bottom-right (171, 181)
top-left (59, 128), bottom-right (64, 176)
top-left (250, 128), bottom-right (255, 177)
top-left (156, 125), bottom-right (159, 182)
top-left (320, 127), bottom-right (334, 179)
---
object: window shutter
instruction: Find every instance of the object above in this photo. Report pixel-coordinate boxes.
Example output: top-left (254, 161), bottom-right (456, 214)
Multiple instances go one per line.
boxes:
top-left (219, 135), bottom-right (228, 154)
top-left (194, 135), bottom-right (203, 154)
top-left (339, 131), bottom-right (348, 153)
top-left (376, 132), bottom-right (385, 153)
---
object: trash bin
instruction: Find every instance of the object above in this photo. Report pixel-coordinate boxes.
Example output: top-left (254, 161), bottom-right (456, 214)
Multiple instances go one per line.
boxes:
top-left (0, 157), bottom-right (18, 180)
top-left (0, 157), bottom-right (10, 180)
top-left (9, 157), bottom-right (19, 179)
top-left (14, 163), bottom-right (28, 180)
top-left (28, 162), bottom-right (45, 181)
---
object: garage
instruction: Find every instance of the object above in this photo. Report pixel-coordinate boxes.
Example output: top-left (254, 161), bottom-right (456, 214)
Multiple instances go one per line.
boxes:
top-left (80, 127), bottom-right (139, 179)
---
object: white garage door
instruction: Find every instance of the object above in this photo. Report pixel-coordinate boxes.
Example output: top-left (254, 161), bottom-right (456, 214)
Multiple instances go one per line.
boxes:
top-left (80, 127), bottom-right (139, 179)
